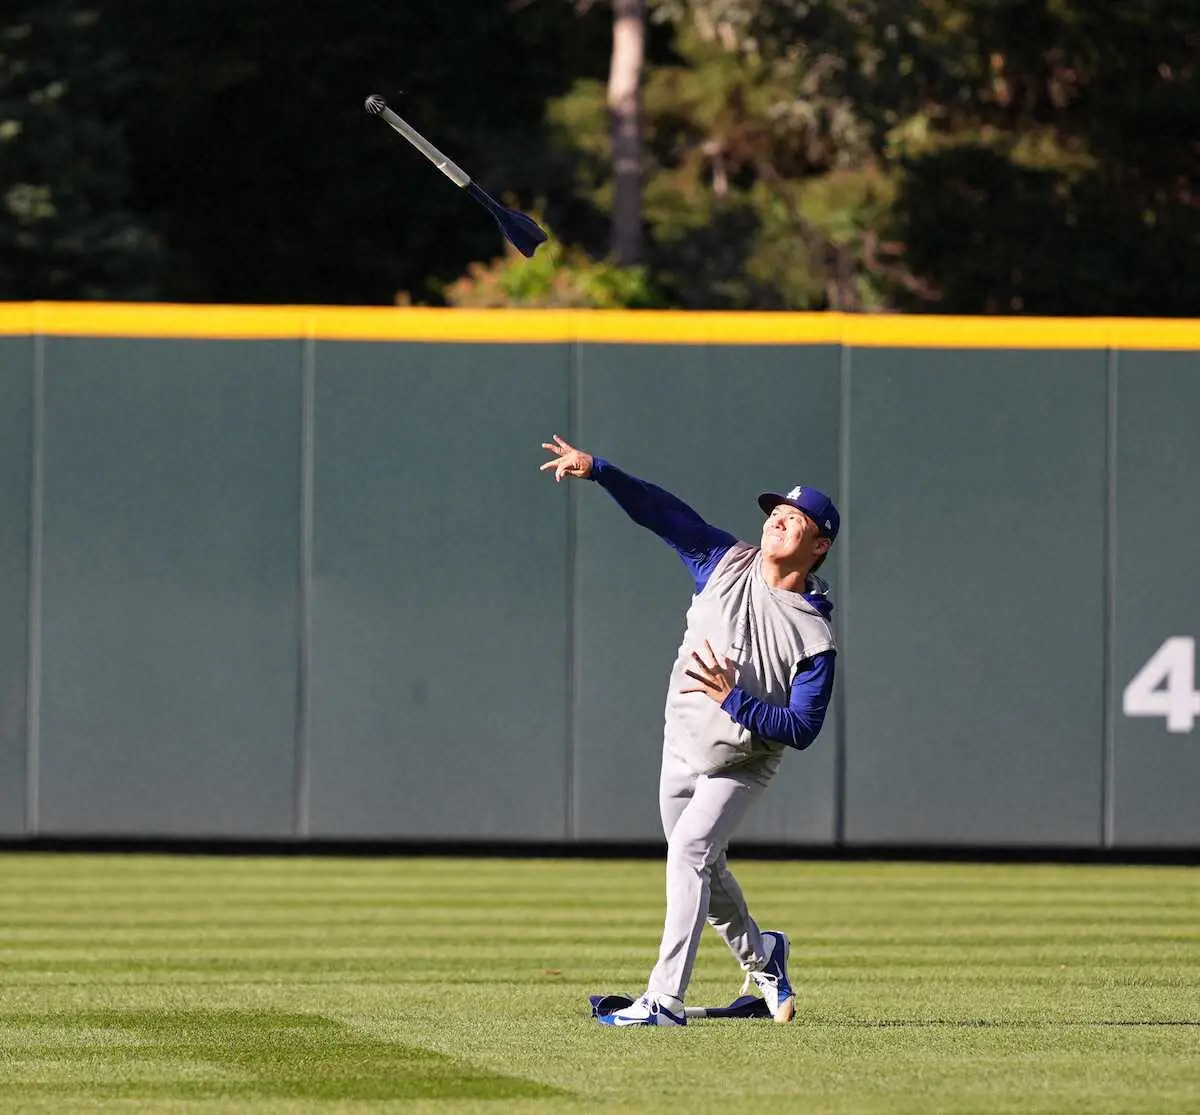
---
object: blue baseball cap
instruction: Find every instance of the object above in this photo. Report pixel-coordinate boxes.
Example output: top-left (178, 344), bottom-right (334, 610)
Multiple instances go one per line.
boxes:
top-left (758, 485), bottom-right (840, 541)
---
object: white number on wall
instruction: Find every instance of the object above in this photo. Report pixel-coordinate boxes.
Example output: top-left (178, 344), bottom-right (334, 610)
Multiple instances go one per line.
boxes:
top-left (1122, 637), bottom-right (1200, 733)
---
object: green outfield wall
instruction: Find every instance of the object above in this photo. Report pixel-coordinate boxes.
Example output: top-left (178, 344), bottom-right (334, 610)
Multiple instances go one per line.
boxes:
top-left (1, 304), bottom-right (1197, 848)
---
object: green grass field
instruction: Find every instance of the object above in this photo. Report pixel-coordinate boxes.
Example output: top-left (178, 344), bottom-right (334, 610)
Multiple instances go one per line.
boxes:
top-left (0, 853), bottom-right (1196, 1114)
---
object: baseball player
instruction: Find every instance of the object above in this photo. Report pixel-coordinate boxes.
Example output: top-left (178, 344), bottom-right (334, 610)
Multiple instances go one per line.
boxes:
top-left (540, 435), bottom-right (838, 1027)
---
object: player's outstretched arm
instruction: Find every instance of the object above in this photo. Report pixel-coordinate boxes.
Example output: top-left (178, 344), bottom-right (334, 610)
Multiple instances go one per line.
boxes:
top-left (539, 434), bottom-right (593, 482)
top-left (539, 435), bottom-right (737, 591)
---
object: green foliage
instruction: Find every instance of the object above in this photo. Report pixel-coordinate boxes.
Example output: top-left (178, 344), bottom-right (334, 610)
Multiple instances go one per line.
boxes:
top-left (1, 0), bottom-right (1195, 312)
top-left (541, 0), bottom-right (1199, 313)
top-left (546, 0), bottom-right (903, 309)
top-left (440, 232), bottom-right (663, 308)
top-left (0, 2), bottom-right (159, 299)
top-left (879, 0), bottom-right (1200, 314)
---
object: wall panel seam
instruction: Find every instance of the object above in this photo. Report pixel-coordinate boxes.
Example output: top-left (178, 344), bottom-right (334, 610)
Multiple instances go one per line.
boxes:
top-left (294, 337), bottom-right (316, 837)
top-left (565, 341), bottom-right (581, 839)
top-left (1101, 347), bottom-right (1119, 847)
top-left (25, 334), bottom-right (44, 834)
top-left (835, 341), bottom-right (851, 845)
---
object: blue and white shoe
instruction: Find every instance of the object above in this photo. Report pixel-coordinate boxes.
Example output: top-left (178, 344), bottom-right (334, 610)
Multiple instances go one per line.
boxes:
top-left (748, 930), bottom-right (795, 1023)
top-left (595, 993), bottom-right (686, 1027)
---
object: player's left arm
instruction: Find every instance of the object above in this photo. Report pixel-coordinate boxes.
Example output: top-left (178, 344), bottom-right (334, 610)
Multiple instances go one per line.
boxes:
top-left (722, 652), bottom-right (836, 750)
top-left (685, 647), bottom-right (836, 751)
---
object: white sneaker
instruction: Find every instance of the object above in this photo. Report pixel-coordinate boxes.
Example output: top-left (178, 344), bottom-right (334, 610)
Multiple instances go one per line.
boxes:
top-left (747, 930), bottom-right (795, 1023)
top-left (595, 993), bottom-right (686, 1027)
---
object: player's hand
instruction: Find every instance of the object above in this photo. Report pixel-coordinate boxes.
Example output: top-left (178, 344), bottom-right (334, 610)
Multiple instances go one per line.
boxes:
top-left (539, 434), bottom-right (593, 482)
top-left (680, 640), bottom-right (737, 704)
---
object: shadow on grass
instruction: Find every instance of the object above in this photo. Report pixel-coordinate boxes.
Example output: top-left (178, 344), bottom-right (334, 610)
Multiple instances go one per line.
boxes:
top-left (0, 1009), bottom-right (569, 1102)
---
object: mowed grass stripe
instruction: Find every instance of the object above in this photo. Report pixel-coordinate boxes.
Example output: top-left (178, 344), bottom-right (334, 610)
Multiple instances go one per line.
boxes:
top-left (0, 1010), bottom-right (565, 1103)
top-left (0, 854), bottom-right (1195, 1115)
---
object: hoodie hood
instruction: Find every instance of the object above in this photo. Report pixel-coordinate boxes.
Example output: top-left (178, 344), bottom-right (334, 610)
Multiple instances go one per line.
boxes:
top-left (802, 573), bottom-right (834, 619)
top-left (754, 556), bottom-right (835, 619)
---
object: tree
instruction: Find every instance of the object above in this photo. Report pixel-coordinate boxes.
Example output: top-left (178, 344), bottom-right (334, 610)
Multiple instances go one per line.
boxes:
top-left (886, 0), bottom-right (1200, 314)
top-left (0, 2), bottom-right (159, 299)
top-left (608, 0), bottom-right (646, 264)
top-left (6, 0), bottom-right (1194, 313)
top-left (547, 0), bottom-right (1199, 314)
top-left (97, 0), bottom-right (612, 304)
top-left (550, 0), bottom-right (896, 308)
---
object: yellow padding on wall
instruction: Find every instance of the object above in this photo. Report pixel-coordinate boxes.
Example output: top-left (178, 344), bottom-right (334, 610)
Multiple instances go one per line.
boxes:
top-left (1, 302), bottom-right (1198, 350)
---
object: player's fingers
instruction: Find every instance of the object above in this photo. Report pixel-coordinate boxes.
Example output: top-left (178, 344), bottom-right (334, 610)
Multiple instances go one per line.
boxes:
top-left (553, 434), bottom-right (572, 450)
top-left (683, 669), bottom-right (717, 689)
top-left (539, 460), bottom-right (558, 472)
top-left (541, 442), bottom-right (561, 455)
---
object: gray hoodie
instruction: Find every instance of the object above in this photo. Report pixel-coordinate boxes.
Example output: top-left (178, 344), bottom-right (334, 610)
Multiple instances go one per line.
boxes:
top-left (662, 542), bottom-right (836, 780)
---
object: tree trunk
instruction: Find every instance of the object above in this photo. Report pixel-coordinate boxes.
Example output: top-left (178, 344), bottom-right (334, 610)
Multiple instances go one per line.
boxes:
top-left (607, 0), bottom-right (644, 266)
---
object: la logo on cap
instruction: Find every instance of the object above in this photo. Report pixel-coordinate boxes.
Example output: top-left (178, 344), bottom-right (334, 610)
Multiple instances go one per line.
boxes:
top-left (787, 486), bottom-right (803, 500)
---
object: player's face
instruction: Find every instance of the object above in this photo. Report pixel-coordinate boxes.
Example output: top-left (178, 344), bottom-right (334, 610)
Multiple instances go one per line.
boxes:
top-left (761, 503), bottom-right (829, 568)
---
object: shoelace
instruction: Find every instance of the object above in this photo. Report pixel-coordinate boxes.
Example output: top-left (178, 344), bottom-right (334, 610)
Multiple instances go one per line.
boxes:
top-left (741, 967), bottom-right (780, 998)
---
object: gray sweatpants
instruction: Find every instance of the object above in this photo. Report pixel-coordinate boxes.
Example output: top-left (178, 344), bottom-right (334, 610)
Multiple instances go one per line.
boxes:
top-left (646, 745), bottom-right (770, 1001)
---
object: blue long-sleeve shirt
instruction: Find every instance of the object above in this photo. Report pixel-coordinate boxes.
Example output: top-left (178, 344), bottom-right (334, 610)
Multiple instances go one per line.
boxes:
top-left (591, 458), bottom-right (835, 751)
